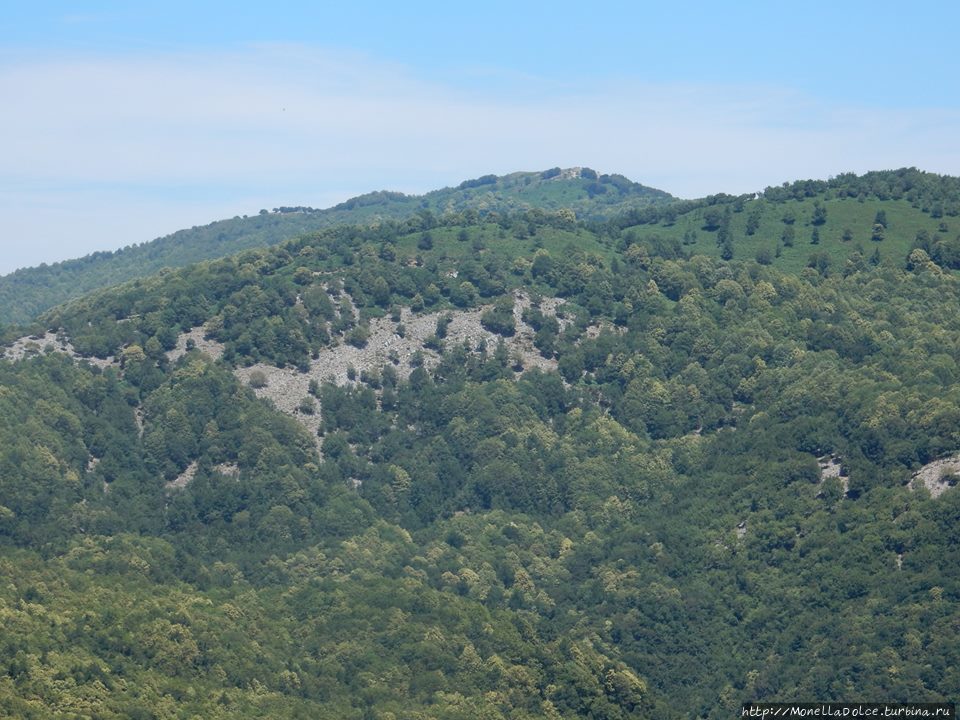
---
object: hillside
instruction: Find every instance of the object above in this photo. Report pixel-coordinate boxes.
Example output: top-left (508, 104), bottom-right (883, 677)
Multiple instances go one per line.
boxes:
top-left (613, 168), bottom-right (960, 276)
top-left (0, 168), bottom-right (671, 327)
top-left (2, 168), bottom-right (960, 717)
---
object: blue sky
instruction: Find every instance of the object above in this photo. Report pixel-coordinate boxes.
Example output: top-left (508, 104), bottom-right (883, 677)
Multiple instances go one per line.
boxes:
top-left (2, 1), bottom-right (959, 273)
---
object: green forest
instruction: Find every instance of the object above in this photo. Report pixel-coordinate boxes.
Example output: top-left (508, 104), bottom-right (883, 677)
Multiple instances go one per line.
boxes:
top-left (0, 168), bottom-right (670, 327)
top-left (1, 168), bottom-right (959, 718)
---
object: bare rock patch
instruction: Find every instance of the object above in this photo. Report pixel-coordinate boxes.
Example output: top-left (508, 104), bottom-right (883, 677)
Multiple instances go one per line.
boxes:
top-left (817, 455), bottom-right (848, 496)
top-left (166, 327), bottom-right (225, 363)
top-left (3, 331), bottom-right (117, 368)
top-left (166, 461), bottom-right (198, 492)
top-left (232, 292), bottom-right (573, 440)
top-left (911, 455), bottom-right (960, 498)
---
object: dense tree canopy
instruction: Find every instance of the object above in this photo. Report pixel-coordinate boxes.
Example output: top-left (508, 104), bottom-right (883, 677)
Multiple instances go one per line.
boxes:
top-left (2, 168), bottom-right (960, 717)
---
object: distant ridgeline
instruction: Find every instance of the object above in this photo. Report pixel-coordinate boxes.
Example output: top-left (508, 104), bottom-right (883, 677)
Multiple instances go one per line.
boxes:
top-left (1, 166), bottom-right (959, 717)
top-left (0, 167), bottom-right (672, 326)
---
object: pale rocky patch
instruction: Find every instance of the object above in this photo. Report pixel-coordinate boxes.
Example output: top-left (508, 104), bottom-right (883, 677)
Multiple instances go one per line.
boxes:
top-left (214, 463), bottom-right (240, 479)
top-left (166, 461), bottom-right (198, 492)
top-left (134, 407), bottom-right (145, 439)
top-left (166, 327), bottom-right (225, 363)
top-left (817, 455), bottom-right (848, 496)
top-left (584, 321), bottom-right (626, 340)
top-left (2, 331), bottom-right (117, 368)
top-left (165, 292), bottom-right (591, 448)
top-left (232, 292), bottom-right (570, 443)
top-left (911, 454), bottom-right (960, 498)
top-left (235, 364), bottom-right (325, 438)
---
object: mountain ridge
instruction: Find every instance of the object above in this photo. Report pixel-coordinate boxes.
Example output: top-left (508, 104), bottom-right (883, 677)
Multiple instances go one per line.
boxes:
top-left (0, 167), bottom-right (672, 326)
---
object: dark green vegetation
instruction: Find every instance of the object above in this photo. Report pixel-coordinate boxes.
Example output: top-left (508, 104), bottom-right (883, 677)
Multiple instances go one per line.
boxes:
top-left (0, 168), bottom-right (670, 326)
top-left (2, 168), bottom-right (960, 718)
top-left (616, 169), bottom-right (960, 277)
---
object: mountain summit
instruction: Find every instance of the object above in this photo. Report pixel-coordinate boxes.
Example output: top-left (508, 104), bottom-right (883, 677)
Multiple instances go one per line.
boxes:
top-left (0, 168), bottom-right (671, 326)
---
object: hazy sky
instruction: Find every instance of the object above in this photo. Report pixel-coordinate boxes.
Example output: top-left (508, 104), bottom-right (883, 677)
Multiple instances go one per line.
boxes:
top-left (2, 1), bottom-right (959, 274)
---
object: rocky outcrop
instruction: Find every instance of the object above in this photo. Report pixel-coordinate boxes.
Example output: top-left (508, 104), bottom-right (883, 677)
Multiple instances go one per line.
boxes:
top-left (911, 455), bottom-right (960, 498)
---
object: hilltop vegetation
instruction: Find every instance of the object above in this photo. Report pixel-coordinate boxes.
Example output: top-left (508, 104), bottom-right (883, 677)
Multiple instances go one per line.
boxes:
top-left (2, 168), bottom-right (960, 717)
top-left (614, 168), bottom-right (960, 276)
top-left (0, 168), bottom-right (670, 326)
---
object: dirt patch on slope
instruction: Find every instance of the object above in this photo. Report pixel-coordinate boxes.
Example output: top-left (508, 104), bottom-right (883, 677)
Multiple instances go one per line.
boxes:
top-left (911, 455), bottom-right (960, 498)
top-left (166, 327), bottom-right (225, 363)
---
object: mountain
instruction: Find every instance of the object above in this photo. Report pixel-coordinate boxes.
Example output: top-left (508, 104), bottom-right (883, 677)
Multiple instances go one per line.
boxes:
top-left (1, 168), bottom-right (959, 718)
top-left (0, 167), bottom-right (672, 327)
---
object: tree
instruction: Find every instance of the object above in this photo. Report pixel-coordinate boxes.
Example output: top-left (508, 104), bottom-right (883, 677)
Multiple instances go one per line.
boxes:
top-left (812, 202), bottom-right (828, 226)
top-left (716, 208), bottom-right (733, 247)
top-left (703, 208), bottom-right (723, 231)
top-left (346, 324), bottom-right (369, 348)
top-left (720, 238), bottom-right (734, 260)
top-left (782, 226), bottom-right (795, 247)
top-left (435, 314), bottom-right (452, 339)
top-left (293, 267), bottom-right (313, 285)
top-left (807, 252), bottom-right (831, 276)
top-left (451, 281), bottom-right (478, 308)
top-left (481, 297), bottom-right (517, 337)
top-left (423, 283), bottom-right (442, 306)
top-left (372, 277), bottom-right (391, 307)
top-left (531, 251), bottom-right (554, 280)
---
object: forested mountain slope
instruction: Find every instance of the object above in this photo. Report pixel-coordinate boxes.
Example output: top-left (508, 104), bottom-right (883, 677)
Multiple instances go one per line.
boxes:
top-left (2, 169), bottom-right (960, 717)
top-left (0, 168), bottom-right (670, 326)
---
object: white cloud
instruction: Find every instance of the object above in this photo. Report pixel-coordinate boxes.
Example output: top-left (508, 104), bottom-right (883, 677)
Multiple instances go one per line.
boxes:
top-left (1, 45), bottom-right (959, 273)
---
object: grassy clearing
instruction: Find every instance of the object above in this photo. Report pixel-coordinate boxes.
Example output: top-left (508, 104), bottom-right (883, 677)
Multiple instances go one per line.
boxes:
top-left (626, 197), bottom-right (951, 274)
